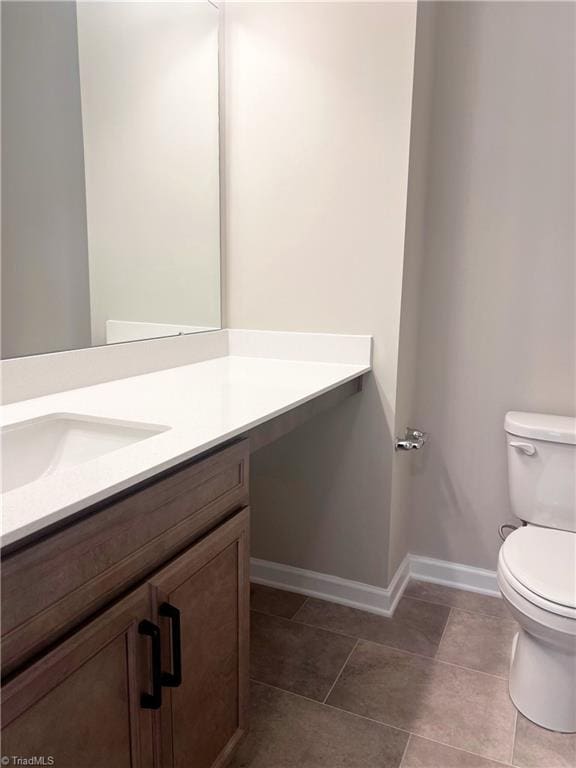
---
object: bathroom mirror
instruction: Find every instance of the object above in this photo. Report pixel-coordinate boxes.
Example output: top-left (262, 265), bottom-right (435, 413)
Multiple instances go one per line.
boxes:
top-left (1, 0), bottom-right (221, 359)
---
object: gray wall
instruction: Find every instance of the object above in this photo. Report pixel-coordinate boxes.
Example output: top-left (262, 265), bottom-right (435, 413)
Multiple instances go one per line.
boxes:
top-left (1, 1), bottom-right (91, 358)
top-left (388, 1), bottom-right (437, 579)
top-left (408, 1), bottom-right (576, 569)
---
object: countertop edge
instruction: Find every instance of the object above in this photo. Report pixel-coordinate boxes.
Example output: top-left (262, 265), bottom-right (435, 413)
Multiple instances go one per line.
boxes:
top-left (1, 359), bottom-right (370, 549)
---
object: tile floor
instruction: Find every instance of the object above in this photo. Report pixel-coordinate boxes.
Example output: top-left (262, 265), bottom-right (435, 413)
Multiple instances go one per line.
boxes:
top-left (232, 581), bottom-right (576, 768)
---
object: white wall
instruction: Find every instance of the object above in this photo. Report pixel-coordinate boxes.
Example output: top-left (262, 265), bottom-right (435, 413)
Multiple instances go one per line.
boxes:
top-left (1, 1), bottom-right (92, 359)
top-left (77, 1), bottom-right (221, 344)
top-left (225, 2), bottom-right (417, 587)
top-left (407, 1), bottom-right (576, 570)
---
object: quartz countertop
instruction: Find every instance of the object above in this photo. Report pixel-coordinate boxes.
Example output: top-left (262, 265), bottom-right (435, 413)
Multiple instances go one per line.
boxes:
top-left (1, 333), bottom-right (371, 548)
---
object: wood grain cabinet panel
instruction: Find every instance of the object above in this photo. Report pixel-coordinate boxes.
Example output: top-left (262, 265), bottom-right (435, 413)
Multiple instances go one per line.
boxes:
top-left (1, 587), bottom-right (155, 768)
top-left (152, 508), bottom-right (250, 768)
top-left (1, 510), bottom-right (250, 768)
top-left (1, 440), bottom-right (249, 675)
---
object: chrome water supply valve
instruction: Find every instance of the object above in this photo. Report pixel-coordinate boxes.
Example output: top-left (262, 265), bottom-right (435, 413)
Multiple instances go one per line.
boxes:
top-left (395, 427), bottom-right (429, 451)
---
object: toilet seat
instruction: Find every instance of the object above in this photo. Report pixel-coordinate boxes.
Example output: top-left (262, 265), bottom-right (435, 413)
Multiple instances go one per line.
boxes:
top-left (499, 527), bottom-right (576, 619)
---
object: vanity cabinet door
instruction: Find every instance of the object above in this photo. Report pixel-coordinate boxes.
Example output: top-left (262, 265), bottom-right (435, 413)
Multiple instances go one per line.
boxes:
top-left (150, 507), bottom-right (250, 768)
top-left (1, 587), bottom-right (155, 768)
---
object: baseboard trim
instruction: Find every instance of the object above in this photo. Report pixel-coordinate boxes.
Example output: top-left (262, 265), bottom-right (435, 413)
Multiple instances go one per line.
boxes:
top-left (408, 554), bottom-right (500, 597)
top-left (250, 556), bottom-right (411, 618)
top-left (250, 553), bottom-right (500, 616)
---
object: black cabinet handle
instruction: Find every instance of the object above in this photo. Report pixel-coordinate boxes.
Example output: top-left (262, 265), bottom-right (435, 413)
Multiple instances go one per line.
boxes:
top-left (159, 602), bottom-right (182, 688)
top-left (139, 619), bottom-right (162, 709)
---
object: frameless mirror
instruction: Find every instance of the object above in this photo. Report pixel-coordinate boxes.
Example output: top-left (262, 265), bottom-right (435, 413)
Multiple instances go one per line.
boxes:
top-left (1, 0), bottom-right (221, 359)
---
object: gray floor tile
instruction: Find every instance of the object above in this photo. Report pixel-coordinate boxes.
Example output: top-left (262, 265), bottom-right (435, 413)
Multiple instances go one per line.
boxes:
top-left (294, 597), bottom-right (450, 657)
top-left (436, 608), bottom-right (518, 677)
top-left (513, 713), bottom-right (576, 768)
top-left (250, 610), bottom-right (357, 701)
top-left (326, 640), bottom-right (516, 762)
top-left (405, 581), bottom-right (510, 619)
top-left (231, 681), bottom-right (409, 768)
top-left (250, 583), bottom-right (308, 619)
top-left (401, 735), bottom-right (506, 767)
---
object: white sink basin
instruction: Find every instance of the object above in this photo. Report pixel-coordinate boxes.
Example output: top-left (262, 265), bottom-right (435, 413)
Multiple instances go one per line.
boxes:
top-left (1, 413), bottom-right (170, 493)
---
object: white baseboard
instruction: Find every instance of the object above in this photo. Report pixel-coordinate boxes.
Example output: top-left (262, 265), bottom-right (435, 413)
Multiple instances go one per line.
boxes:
top-left (409, 554), bottom-right (500, 597)
top-left (251, 553), bottom-right (500, 616)
top-left (250, 556), bottom-right (411, 617)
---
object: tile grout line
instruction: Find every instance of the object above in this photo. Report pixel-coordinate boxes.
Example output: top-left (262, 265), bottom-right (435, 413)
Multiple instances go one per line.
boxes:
top-left (322, 638), bottom-right (359, 704)
top-left (251, 608), bottom-right (358, 642)
top-left (321, 704), bottom-right (516, 768)
top-left (251, 582), bottom-right (509, 622)
top-left (509, 706), bottom-right (518, 766)
top-left (445, 603), bottom-right (518, 628)
top-left (434, 605), bottom-right (453, 656)
top-left (251, 677), bottom-right (342, 708)
top-left (398, 733), bottom-right (412, 768)
top-left (289, 596), bottom-right (310, 622)
top-left (252, 677), bottom-right (415, 737)
top-left (280, 612), bottom-right (510, 682)
top-left (250, 606), bottom-right (295, 620)
top-left (252, 588), bottom-right (513, 682)
top-left (249, 597), bottom-right (310, 622)
top-left (251, 679), bottom-right (516, 767)
top-left (288, 614), bottom-right (356, 640)
top-left (404, 594), bottom-right (511, 621)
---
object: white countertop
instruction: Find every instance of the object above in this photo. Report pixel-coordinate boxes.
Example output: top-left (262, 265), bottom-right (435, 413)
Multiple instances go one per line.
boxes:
top-left (1, 334), bottom-right (371, 548)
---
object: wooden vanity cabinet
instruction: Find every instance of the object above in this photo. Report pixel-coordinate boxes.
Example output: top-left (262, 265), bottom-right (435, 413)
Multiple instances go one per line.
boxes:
top-left (1, 442), bottom-right (250, 768)
top-left (1, 440), bottom-right (249, 677)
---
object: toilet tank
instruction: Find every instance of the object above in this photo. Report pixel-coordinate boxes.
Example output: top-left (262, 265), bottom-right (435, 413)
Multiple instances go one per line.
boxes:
top-left (505, 412), bottom-right (576, 532)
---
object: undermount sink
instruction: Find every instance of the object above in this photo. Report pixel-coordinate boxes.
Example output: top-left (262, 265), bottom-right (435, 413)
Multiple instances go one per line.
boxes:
top-left (1, 413), bottom-right (170, 493)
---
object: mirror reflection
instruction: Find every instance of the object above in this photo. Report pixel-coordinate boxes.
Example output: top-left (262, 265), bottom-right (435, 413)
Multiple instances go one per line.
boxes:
top-left (1, 0), bottom-right (221, 359)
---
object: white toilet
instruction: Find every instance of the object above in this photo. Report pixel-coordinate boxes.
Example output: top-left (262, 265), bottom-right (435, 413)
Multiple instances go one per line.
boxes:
top-left (498, 411), bottom-right (576, 733)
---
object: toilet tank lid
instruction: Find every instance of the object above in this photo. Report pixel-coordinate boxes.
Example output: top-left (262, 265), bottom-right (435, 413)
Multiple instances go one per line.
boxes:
top-left (505, 412), bottom-right (576, 445)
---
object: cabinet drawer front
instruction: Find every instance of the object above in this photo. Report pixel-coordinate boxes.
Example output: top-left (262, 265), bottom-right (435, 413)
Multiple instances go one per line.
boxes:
top-left (1, 440), bottom-right (249, 676)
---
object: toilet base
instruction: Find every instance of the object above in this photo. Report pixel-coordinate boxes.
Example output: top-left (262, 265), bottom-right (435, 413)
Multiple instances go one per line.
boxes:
top-left (509, 629), bottom-right (576, 733)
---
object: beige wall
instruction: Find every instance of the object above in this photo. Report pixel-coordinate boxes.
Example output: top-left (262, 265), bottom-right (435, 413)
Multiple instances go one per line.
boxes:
top-left (408, 1), bottom-right (576, 570)
top-left (225, 2), bottom-right (417, 587)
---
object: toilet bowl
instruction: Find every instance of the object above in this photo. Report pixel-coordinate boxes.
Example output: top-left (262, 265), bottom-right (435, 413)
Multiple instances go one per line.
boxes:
top-left (499, 412), bottom-right (576, 732)
top-left (497, 526), bottom-right (576, 732)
